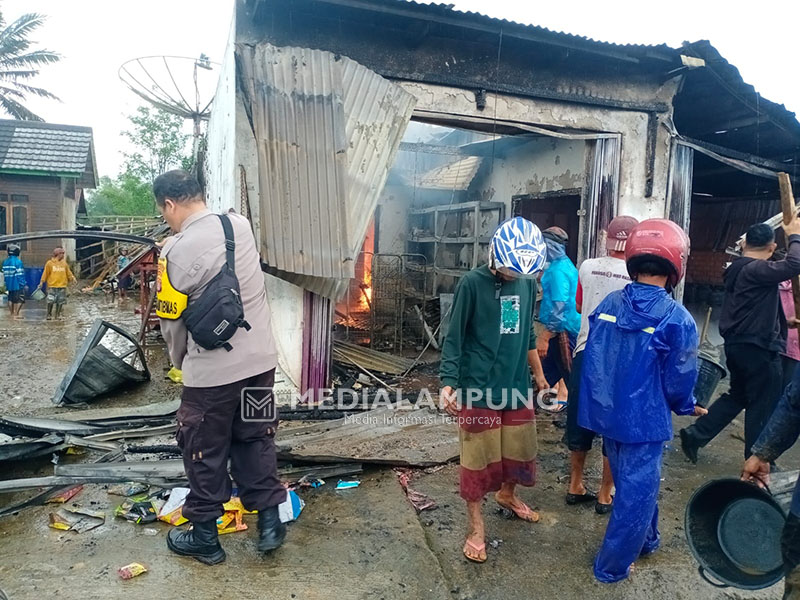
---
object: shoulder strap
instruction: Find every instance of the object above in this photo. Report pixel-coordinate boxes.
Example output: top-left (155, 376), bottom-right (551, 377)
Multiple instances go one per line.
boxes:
top-left (218, 213), bottom-right (235, 270)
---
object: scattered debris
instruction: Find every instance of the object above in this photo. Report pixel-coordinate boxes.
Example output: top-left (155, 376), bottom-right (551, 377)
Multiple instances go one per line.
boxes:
top-left (49, 506), bottom-right (105, 533)
top-left (45, 486), bottom-right (83, 504)
top-left (295, 476), bottom-right (325, 489)
top-left (336, 480), bottom-right (361, 490)
top-left (158, 488), bottom-right (190, 526)
top-left (277, 407), bottom-right (459, 467)
top-left (107, 482), bottom-right (149, 497)
top-left (395, 468), bottom-right (437, 512)
top-left (117, 563), bottom-right (148, 580)
top-left (332, 340), bottom-right (415, 375)
top-left (53, 319), bottom-right (151, 406)
top-left (0, 449), bottom-right (124, 518)
top-left (278, 490), bottom-right (305, 523)
top-left (280, 463), bottom-right (362, 485)
top-left (115, 497), bottom-right (159, 524)
top-left (166, 367), bottom-right (183, 384)
top-left (489, 539), bottom-right (503, 549)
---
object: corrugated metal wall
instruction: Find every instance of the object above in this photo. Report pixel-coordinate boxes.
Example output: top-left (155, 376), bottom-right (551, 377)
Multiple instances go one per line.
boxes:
top-left (237, 42), bottom-right (415, 300)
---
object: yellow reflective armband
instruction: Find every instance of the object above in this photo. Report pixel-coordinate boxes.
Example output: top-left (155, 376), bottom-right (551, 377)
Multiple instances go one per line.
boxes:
top-left (156, 256), bottom-right (188, 319)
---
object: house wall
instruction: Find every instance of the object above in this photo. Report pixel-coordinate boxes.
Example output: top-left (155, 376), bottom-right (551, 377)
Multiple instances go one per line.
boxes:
top-left (396, 81), bottom-right (678, 224)
top-left (468, 138), bottom-right (586, 210)
top-left (0, 174), bottom-right (63, 267)
top-left (377, 180), bottom-right (413, 256)
top-left (60, 178), bottom-right (78, 263)
top-left (206, 18), bottom-right (305, 393)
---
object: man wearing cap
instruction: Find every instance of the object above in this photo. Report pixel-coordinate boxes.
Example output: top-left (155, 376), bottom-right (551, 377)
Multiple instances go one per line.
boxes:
top-left (681, 220), bottom-right (800, 462)
top-left (565, 216), bottom-right (638, 514)
top-left (536, 226), bottom-right (581, 404)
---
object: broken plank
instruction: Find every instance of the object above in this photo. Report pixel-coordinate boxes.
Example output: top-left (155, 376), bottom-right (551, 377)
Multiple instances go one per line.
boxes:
top-left (276, 407), bottom-right (458, 467)
top-left (279, 463), bottom-right (363, 484)
top-left (55, 459), bottom-right (185, 480)
top-left (47, 399), bottom-right (180, 422)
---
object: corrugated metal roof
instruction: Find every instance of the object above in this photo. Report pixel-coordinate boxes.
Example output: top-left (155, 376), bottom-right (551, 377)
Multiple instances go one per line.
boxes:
top-left (238, 42), bottom-right (415, 299)
top-left (417, 156), bottom-right (482, 190)
top-left (0, 120), bottom-right (96, 186)
top-left (302, 0), bottom-right (676, 60)
top-left (385, 0), bottom-right (674, 50)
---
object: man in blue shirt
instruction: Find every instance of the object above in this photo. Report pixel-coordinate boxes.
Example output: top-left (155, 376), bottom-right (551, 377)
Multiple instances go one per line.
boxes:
top-left (2, 244), bottom-right (25, 319)
top-left (536, 227), bottom-right (581, 406)
top-left (578, 219), bottom-right (707, 583)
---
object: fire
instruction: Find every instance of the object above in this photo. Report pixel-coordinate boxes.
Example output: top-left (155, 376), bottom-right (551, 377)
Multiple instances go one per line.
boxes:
top-left (358, 261), bottom-right (372, 310)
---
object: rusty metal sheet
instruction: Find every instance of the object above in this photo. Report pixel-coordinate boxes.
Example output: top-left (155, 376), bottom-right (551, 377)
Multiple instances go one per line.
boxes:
top-left (237, 42), bottom-right (415, 299)
top-left (417, 156), bottom-right (483, 190)
top-left (276, 407), bottom-right (458, 467)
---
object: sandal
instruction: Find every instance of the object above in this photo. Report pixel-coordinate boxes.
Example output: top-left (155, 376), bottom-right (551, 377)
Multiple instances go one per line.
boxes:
top-left (463, 538), bottom-right (487, 563)
top-left (566, 491), bottom-right (597, 505)
top-left (495, 494), bottom-right (540, 523)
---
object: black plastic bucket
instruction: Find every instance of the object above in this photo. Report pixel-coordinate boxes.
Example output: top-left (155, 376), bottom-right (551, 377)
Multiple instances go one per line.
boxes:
top-left (694, 353), bottom-right (726, 408)
top-left (686, 478), bottom-right (786, 589)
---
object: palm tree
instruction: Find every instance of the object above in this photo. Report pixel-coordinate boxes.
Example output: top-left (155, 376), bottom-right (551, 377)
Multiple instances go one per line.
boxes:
top-left (0, 13), bottom-right (60, 121)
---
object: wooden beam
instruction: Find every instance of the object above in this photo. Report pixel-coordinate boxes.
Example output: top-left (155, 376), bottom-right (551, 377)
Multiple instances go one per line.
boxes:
top-left (778, 171), bottom-right (800, 350)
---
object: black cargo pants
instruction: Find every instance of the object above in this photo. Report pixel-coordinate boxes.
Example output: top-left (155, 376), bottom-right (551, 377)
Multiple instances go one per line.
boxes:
top-left (177, 369), bottom-right (286, 522)
top-left (685, 343), bottom-right (782, 458)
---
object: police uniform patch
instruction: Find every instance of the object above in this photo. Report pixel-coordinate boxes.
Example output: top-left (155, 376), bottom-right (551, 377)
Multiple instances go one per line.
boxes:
top-left (155, 256), bottom-right (189, 319)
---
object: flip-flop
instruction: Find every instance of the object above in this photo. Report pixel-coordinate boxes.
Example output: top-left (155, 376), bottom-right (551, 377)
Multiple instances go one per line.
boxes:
top-left (495, 494), bottom-right (540, 523)
top-left (463, 538), bottom-right (487, 563)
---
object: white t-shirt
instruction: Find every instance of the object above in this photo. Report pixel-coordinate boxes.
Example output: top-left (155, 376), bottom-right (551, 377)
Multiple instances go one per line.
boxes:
top-left (574, 256), bottom-right (632, 355)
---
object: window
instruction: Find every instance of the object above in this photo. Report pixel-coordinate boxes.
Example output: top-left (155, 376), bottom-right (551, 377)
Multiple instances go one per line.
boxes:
top-left (0, 193), bottom-right (28, 250)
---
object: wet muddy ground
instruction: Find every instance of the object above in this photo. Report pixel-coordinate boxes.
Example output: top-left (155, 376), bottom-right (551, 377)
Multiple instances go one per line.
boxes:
top-left (0, 294), bottom-right (795, 599)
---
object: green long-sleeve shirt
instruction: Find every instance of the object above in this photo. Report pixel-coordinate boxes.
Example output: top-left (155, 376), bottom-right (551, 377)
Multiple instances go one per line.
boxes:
top-left (439, 265), bottom-right (537, 410)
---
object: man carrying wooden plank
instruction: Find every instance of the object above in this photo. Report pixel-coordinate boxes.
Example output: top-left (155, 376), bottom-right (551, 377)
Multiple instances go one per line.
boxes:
top-left (681, 217), bottom-right (800, 462)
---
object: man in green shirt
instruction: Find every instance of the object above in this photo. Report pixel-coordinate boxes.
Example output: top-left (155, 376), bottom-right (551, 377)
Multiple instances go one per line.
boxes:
top-left (440, 217), bottom-right (548, 563)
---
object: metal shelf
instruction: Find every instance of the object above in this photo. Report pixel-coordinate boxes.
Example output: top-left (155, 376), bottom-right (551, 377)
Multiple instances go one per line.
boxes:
top-left (409, 236), bottom-right (492, 244)
top-left (410, 201), bottom-right (505, 215)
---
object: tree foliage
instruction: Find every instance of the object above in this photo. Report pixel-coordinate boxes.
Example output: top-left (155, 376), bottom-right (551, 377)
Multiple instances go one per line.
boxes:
top-left (85, 174), bottom-right (157, 216)
top-left (122, 105), bottom-right (191, 183)
top-left (0, 12), bottom-right (60, 121)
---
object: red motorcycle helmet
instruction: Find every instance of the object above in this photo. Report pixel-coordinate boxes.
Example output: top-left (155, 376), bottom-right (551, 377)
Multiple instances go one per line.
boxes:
top-left (625, 219), bottom-right (689, 289)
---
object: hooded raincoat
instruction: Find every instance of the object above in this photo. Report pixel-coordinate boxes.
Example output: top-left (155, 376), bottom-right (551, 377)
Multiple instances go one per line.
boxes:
top-left (577, 281), bottom-right (699, 584)
top-left (539, 240), bottom-right (581, 337)
top-left (578, 282), bottom-right (698, 443)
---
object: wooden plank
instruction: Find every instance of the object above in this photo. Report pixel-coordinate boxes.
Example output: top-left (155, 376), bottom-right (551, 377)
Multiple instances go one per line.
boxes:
top-left (779, 172), bottom-right (800, 348)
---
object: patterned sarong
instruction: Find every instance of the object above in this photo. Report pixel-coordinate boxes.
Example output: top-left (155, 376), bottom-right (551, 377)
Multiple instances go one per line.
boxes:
top-left (458, 406), bottom-right (537, 502)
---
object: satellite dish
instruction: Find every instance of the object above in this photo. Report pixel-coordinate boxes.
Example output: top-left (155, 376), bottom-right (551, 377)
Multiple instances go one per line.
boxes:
top-left (118, 55), bottom-right (219, 168)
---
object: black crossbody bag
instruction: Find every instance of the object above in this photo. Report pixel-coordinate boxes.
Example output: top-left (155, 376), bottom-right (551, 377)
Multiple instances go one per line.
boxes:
top-left (182, 214), bottom-right (251, 352)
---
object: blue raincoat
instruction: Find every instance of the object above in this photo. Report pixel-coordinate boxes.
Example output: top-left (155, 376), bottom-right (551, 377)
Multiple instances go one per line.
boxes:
top-left (578, 282), bottom-right (698, 443)
top-left (578, 281), bottom-right (699, 583)
top-left (539, 240), bottom-right (581, 336)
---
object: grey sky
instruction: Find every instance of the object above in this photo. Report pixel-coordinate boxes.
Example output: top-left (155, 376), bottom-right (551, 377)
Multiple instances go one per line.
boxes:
top-left (8, 0), bottom-right (799, 178)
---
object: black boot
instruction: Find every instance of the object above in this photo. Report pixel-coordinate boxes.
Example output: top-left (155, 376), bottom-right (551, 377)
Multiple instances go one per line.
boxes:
top-left (257, 506), bottom-right (286, 553)
top-left (167, 520), bottom-right (226, 565)
top-left (679, 428), bottom-right (700, 464)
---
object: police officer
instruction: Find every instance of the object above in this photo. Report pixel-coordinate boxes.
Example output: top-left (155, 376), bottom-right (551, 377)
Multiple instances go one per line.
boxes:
top-left (154, 170), bottom-right (286, 565)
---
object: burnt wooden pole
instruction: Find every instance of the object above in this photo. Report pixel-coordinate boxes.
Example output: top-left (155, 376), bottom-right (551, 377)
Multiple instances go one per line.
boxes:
top-left (778, 172), bottom-right (800, 351)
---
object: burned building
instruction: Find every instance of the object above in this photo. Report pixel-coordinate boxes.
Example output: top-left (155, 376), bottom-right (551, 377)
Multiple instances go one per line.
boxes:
top-left (205, 0), bottom-right (800, 394)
